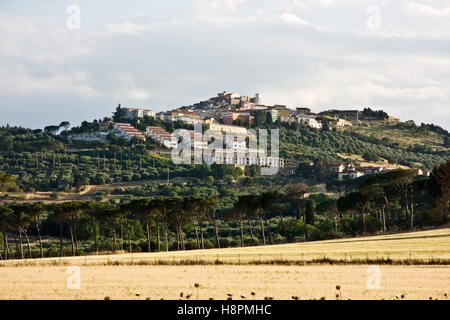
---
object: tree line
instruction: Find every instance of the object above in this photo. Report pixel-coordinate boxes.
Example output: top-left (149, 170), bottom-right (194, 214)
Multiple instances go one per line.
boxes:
top-left (0, 159), bottom-right (449, 260)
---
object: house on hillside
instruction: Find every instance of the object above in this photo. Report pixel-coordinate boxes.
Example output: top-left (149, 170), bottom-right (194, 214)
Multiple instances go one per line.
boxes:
top-left (209, 122), bottom-right (248, 135)
top-left (70, 132), bottom-right (108, 142)
top-left (221, 111), bottom-right (253, 125)
top-left (278, 110), bottom-right (296, 123)
top-left (335, 118), bottom-right (353, 128)
top-left (338, 170), bottom-right (364, 180)
top-left (114, 123), bottom-right (146, 141)
top-left (297, 115), bottom-right (322, 129)
top-left (205, 148), bottom-right (284, 168)
top-left (363, 166), bottom-right (387, 175)
top-left (335, 110), bottom-right (360, 122)
top-left (123, 107), bottom-right (156, 119)
top-left (330, 163), bottom-right (346, 173)
top-left (146, 126), bottom-right (177, 148)
top-left (173, 114), bottom-right (204, 125)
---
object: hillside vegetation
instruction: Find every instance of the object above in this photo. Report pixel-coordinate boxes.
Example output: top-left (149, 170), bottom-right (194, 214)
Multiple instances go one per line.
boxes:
top-left (0, 119), bottom-right (449, 193)
top-left (0, 116), bottom-right (449, 261)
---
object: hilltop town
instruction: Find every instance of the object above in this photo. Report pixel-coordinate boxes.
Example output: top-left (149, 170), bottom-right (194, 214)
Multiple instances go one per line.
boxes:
top-left (116, 90), bottom-right (400, 132)
top-left (0, 90), bottom-right (448, 197)
top-left (68, 91), bottom-right (422, 182)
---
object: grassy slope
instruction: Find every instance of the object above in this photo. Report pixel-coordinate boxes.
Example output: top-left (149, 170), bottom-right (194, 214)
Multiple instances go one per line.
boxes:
top-left (349, 123), bottom-right (447, 152)
top-left (280, 122), bottom-right (449, 170)
top-left (2, 228), bottom-right (449, 267)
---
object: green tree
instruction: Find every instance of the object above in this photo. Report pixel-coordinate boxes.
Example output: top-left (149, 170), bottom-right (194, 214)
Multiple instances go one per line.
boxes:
top-left (0, 171), bottom-right (15, 191)
top-left (26, 202), bottom-right (45, 258)
top-left (0, 205), bottom-right (13, 259)
top-left (128, 199), bottom-right (155, 252)
top-left (112, 104), bottom-right (127, 122)
top-left (59, 121), bottom-right (70, 131)
top-left (204, 197), bottom-right (220, 248)
top-left (287, 183), bottom-right (310, 241)
top-left (47, 203), bottom-right (67, 257)
top-left (337, 192), bottom-right (370, 234)
top-left (256, 192), bottom-right (279, 245)
top-left (8, 203), bottom-right (34, 259)
top-left (427, 160), bottom-right (450, 225)
top-left (44, 125), bottom-right (60, 134)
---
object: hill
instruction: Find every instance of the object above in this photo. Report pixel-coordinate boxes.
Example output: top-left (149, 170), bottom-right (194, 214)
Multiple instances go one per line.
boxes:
top-left (0, 118), bottom-right (449, 194)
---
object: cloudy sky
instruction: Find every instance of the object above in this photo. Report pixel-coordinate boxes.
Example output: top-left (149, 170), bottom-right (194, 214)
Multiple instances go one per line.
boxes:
top-left (1, 0), bottom-right (449, 129)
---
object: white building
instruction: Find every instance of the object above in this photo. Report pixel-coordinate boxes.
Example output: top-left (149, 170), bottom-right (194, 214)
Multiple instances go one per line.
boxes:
top-left (70, 132), bottom-right (108, 142)
top-left (114, 123), bottom-right (146, 141)
top-left (338, 170), bottom-right (364, 180)
top-left (123, 107), bottom-right (156, 119)
top-left (363, 166), bottom-right (386, 175)
top-left (255, 93), bottom-right (262, 105)
top-left (297, 115), bottom-right (322, 129)
top-left (224, 135), bottom-right (247, 150)
top-left (173, 115), bottom-right (203, 125)
top-left (205, 149), bottom-right (284, 168)
top-left (209, 122), bottom-right (247, 135)
top-left (146, 126), bottom-right (177, 148)
top-left (336, 118), bottom-right (353, 128)
top-left (178, 130), bottom-right (208, 150)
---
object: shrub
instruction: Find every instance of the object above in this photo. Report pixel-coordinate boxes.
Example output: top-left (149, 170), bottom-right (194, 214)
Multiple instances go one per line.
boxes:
top-left (50, 192), bottom-right (60, 200)
top-left (243, 236), bottom-right (259, 246)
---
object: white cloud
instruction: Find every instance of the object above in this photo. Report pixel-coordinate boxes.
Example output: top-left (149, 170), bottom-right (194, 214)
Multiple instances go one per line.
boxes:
top-left (104, 73), bottom-right (153, 104)
top-left (407, 1), bottom-right (450, 17)
top-left (0, 65), bottom-right (97, 98)
top-left (0, 1), bottom-right (449, 129)
top-left (0, 13), bottom-right (93, 64)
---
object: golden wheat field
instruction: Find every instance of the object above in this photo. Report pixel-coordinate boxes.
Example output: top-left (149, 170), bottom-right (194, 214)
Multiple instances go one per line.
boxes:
top-left (0, 265), bottom-right (448, 300)
top-left (0, 228), bottom-right (449, 300)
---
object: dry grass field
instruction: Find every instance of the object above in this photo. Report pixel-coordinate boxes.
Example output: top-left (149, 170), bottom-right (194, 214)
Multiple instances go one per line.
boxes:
top-left (0, 265), bottom-right (448, 300)
top-left (0, 228), bottom-right (449, 300)
top-left (1, 228), bottom-right (448, 267)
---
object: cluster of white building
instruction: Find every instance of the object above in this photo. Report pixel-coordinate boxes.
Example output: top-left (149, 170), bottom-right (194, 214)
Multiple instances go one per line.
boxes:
top-left (146, 126), bottom-right (177, 148)
top-left (117, 92), bottom-right (359, 132)
top-left (145, 122), bottom-right (284, 168)
top-left (329, 162), bottom-right (429, 180)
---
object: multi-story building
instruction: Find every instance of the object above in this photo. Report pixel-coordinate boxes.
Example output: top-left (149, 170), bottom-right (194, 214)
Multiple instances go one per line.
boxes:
top-left (278, 110), bottom-right (295, 122)
top-left (224, 135), bottom-right (247, 150)
top-left (70, 132), bottom-right (108, 142)
top-left (173, 115), bottom-right (203, 125)
top-left (209, 122), bottom-right (248, 135)
top-left (221, 111), bottom-right (253, 125)
top-left (266, 109), bottom-right (279, 123)
top-left (297, 115), bottom-right (322, 129)
top-left (146, 126), bottom-right (208, 150)
top-left (330, 163), bottom-right (346, 173)
top-left (327, 110), bottom-right (360, 122)
top-left (123, 107), bottom-right (156, 119)
top-left (146, 126), bottom-right (177, 148)
top-left (179, 130), bottom-right (208, 150)
top-left (205, 148), bottom-right (284, 168)
top-left (114, 123), bottom-right (146, 141)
